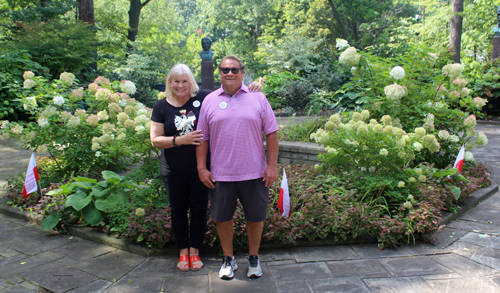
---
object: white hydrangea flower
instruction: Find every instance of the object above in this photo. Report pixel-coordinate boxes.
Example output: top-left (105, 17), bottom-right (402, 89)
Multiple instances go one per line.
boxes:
top-left (442, 63), bottom-right (465, 80)
top-left (339, 47), bottom-right (361, 67)
top-left (398, 181), bottom-right (405, 188)
top-left (389, 66), bottom-right (405, 80)
top-left (67, 117), bottom-right (80, 127)
top-left (53, 95), bottom-right (65, 106)
top-left (326, 147), bottom-right (338, 154)
top-left (23, 71), bottom-right (34, 80)
top-left (95, 151), bottom-right (102, 157)
top-left (475, 131), bottom-right (488, 146)
top-left (413, 142), bottom-right (423, 151)
top-left (438, 130), bottom-right (450, 140)
top-left (135, 125), bottom-right (146, 134)
top-left (335, 38), bottom-right (349, 50)
top-left (448, 134), bottom-right (459, 143)
top-left (23, 79), bottom-right (36, 89)
top-left (120, 80), bottom-right (136, 95)
top-left (379, 148), bottom-right (388, 156)
top-left (38, 118), bottom-right (49, 128)
top-left (384, 83), bottom-right (406, 101)
top-left (464, 151), bottom-right (474, 162)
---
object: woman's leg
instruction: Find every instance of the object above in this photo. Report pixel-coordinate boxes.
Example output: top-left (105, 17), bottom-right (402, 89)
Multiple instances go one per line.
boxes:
top-left (188, 172), bottom-right (209, 249)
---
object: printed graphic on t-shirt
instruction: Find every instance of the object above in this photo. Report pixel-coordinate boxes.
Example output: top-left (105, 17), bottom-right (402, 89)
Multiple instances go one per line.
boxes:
top-left (175, 110), bottom-right (196, 135)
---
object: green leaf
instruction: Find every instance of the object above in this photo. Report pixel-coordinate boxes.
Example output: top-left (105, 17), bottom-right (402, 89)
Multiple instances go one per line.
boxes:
top-left (450, 185), bottom-right (461, 200)
top-left (65, 191), bottom-right (92, 211)
top-left (97, 181), bottom-right (109, 188)
top-left (71, 182), bottom-right (94, 189)
top-left (433, 169), bottom-right (457, 177)
top-left (41, 211), bottom-right (61, 230)
top-left (74, 177), bottom-right (97, 183)
top-left (91, 186), bottom-right (108, 198)
top-left (102, 170), bottom-right (121, 180)
top-left (95, 190), bottom-right (129, 211)
top-left (82, 203), bottom-right (104, 226)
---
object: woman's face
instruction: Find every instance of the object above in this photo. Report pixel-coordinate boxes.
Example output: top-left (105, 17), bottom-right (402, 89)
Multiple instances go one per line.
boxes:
top-left (170, 74), bottom-right (191, 99)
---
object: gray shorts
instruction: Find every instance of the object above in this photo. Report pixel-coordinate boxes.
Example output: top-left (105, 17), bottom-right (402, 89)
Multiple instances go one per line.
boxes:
top-left (209, 178), bottom-right (269, 222)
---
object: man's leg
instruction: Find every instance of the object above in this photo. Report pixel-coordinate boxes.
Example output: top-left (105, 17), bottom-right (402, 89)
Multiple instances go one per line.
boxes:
top-left (216, 220), bottom-right (234, 257)
top-left (246, 221), bottom-right (264, 256)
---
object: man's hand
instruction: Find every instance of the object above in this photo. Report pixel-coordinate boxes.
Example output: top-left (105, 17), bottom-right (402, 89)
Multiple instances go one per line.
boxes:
top-left (248, 81), bottom-right (263, 92)
top-left (263, 165), bottom-right (278, 188)
top-left (198, 169), bottom-right (216, 189)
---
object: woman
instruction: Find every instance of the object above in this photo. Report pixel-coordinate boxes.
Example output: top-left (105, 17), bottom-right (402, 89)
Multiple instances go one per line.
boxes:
top-left (150, 64), bottom-right (261, 271)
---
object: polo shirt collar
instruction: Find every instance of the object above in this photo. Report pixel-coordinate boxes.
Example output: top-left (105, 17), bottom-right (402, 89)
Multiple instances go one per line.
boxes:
top-left (219, 83), bottom-right (249, 97)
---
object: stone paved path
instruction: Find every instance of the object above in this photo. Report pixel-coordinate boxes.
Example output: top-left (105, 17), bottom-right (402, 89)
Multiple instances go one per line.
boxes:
top-left (1, 123), bottom-right (500, 292)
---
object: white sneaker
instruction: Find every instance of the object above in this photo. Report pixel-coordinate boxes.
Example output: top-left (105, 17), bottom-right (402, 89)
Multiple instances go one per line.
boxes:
top-left (219, 256), bottom-right (238, 279)
top-left (247, 255), bottom-right (262, 278)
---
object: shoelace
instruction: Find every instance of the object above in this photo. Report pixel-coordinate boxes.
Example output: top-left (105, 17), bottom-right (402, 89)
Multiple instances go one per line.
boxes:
top-left (222, 256), bottom-right (233, 266)
top-left (248, 256), bottom-right (258, 267)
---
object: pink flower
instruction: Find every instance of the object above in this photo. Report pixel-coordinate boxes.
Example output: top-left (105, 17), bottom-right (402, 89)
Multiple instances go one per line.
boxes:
top-left (86, 115), bottom-right (99, 126)
top-left (473, 97), bottom-right (487, 107)
top-left (94, 76), bottom-right (111, 86)
top-left (88, 83), bottom-right (99, 93)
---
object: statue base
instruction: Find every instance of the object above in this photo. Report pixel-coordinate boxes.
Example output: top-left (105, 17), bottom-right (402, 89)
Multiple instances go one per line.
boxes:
top-left (493, 36), bottom-right (500, 61)
top-left (201, 60), bottom-right (215, 91)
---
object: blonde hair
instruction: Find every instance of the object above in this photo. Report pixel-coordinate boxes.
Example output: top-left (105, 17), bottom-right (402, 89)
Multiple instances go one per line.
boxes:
top-left (164, 64), bottom-right (199, 98)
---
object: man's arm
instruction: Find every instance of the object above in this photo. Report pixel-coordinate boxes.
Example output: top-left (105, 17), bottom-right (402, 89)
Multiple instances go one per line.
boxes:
top-left (263, 131), bottom-right (279, 188)
top-left (196, 141), bottom-right (216, 189)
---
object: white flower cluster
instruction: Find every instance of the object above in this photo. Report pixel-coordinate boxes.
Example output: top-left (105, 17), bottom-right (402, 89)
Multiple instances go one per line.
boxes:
top-left (336, 39), bottom-right (349, 50)
top-left (384, 83), bottom-right (406, 101)
top-left (339, 47), bottom-right (361, 67)
top-left (389, 66), bottom-right (405, 80)
top-left (23, 79), bottom-right (36, 89)
top-left (53, 95), bottom-right (65, 106)
top-left (442, 63), bottom-right (465, 80)
top-left (120, 80), bottom-right (136, 95)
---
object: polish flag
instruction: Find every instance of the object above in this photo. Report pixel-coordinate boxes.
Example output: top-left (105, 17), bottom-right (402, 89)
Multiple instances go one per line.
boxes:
top-left (448, 145), bottom-right (465, 182)
top-left (277, 168), bottom-right (291, 218)
top-left (259, 77), bottom-right (264, 85)
top-left (22, 153), bottom-right (39, 198)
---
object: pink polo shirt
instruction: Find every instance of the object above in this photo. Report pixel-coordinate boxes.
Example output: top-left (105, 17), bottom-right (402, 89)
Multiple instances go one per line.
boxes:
top-left (197, 84), bottom-right (278, 182)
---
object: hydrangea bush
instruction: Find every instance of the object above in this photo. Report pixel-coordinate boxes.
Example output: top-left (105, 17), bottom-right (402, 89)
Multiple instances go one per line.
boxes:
top-left (0, 72), bottom-right (155, 178)
top-left (334, 41), bottom-right (487, 168)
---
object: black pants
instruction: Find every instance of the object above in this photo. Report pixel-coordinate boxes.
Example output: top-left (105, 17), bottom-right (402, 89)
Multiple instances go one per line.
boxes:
top-left (161, 163), bottom-right (208, 250)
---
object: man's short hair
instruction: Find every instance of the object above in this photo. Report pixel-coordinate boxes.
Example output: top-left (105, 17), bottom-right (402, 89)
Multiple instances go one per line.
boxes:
top-left (218, 55), bottom-right (245, 71)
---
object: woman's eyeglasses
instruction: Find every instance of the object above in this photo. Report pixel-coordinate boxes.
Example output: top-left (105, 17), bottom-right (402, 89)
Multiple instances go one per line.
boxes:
top-left (220, 67), bottom-right (240, 74)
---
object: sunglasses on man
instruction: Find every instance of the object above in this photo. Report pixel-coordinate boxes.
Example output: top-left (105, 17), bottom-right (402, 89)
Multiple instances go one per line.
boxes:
top-left (220, 67), bottom-right (241, 74)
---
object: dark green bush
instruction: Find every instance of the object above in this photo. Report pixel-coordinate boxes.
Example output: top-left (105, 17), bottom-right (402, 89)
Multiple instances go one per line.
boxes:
top-left (275, 79), bottom-right (315, 111)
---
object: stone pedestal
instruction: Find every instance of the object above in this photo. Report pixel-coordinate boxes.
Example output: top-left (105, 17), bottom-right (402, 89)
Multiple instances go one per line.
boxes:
top-left (493, 36), bottom-right (500, 61)
top-left (201, 60), bottom-right (214, 91)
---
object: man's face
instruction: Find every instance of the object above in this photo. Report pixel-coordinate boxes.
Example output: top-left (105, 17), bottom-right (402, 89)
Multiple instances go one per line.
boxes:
top-left (220, 58), bottom-right (244, 91)
top-left (202, 39), bottom-right (210, 50)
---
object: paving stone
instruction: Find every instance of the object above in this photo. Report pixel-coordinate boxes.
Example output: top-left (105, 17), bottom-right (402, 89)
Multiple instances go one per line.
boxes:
top-left (405, 242), bottom-right (449, 256)
top-left (305, 277), bottom-right (370, 293)
top-left (460, 209), bottom-right (490, 221)
top-left (275, 280), bottom-right (310, 293)
top-left (209, 262), bottom-right (277, 293)
top-left (267, 248), bottom-right (293, 261)
top-left (470, 247), bottom-right (500, 270)
top-left (104, 277), bottom-right (163, 293)
top-left (0, 251), bottom-right (65, 278)
top-left (448, 241), bottom-right (484, 258)
top-left (432, 254), bottom-right (499, 277)
top-left (73, 250), bottom-right (146, 281)
top-left (124, 256), bottom-right (208, 278)
top-left (1, 226), bottom-right (70, 255)
top-left (161, 275), bottom-right (209, 293)
top-left (378, 256), bottom-right (451, 277)
top-left (0, 238), bottom-right (22, 258)
top-left (350, 244), bottom-right (410, 258)
top-left (0, 218), bottom-right (24, 234)
top-left (67, 279), bottom-right (113, 293)
top-left (0, 281), bottom-right (42, 293)
top-left (19, 262), bottom-right (96, 293)
top-left (430, 227), bottom-right (467, 248)
top-left (419, 273), bottom-right (464, 280)
top-left (487, 274), bottom-right (500, 289)
top-left (326, 259), bottom-right (390, 278)
top-left (447, 220), bottom-right (500, 234)
top-left (426, 277), bottom-right (500, 293)
top-left (363, 276), bottom-right (435, 293)
top-left (54, 238), bottom-right (116, 261)
top-left (291, 245), bottom-right (359, 263)
top-left (269, 262), bottom-right (333, 282)
top-left (268, 260), bottom-right (295, 266)
top-left (460, 232), bottom-right (500, 248)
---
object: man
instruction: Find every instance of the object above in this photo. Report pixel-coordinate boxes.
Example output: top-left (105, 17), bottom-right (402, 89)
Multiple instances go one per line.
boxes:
top-left (196, 55), bottom-right (279, 279)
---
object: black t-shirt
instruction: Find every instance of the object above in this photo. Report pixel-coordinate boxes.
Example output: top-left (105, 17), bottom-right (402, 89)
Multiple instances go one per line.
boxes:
top-left (151, 89), bottom-right (212, 171)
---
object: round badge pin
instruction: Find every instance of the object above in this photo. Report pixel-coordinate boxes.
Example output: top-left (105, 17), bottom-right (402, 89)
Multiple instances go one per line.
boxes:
top-left (219, 102), bottom-right (227, 109)
top-left (193, 100), bottom-right (201, 107)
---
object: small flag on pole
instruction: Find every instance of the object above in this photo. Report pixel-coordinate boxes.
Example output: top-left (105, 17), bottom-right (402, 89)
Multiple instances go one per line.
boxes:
top-left (448, 145), bottom-right (465, 182)
top-left (259, 77), bottom-right (264, 85)
top-left (278, 168), bottom-right (291, 218)
top-left (453, 145), bottom-right (465, 174)
top-left (22, 153), bottom-right (39, 198)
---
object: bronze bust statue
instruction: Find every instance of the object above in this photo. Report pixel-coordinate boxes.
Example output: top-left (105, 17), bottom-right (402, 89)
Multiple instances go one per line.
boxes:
top-left (494, 5), bottom-right (500, 36)
top-left (199, 37), bottom-right (215, 60)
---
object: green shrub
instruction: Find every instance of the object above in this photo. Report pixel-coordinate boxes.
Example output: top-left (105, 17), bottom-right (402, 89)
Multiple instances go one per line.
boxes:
top-left (275, 79), bottom-right (315, 111)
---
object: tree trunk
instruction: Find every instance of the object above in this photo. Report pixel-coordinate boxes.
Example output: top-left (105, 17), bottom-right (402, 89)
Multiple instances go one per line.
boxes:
top-left (449, 0), bottom-right (463, 63)
top-left (78, 0), bottom-right (97, 70)
top-left (128, 0), bottom-right (152, 42)
top-left (327, 0), bottom-right (347, 39)
top-left (78, 0), bottom-right (95, 26)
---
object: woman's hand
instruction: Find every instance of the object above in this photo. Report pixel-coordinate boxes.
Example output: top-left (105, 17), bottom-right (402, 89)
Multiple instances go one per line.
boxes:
top-left (178, 130), bottom-right (203, 146)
